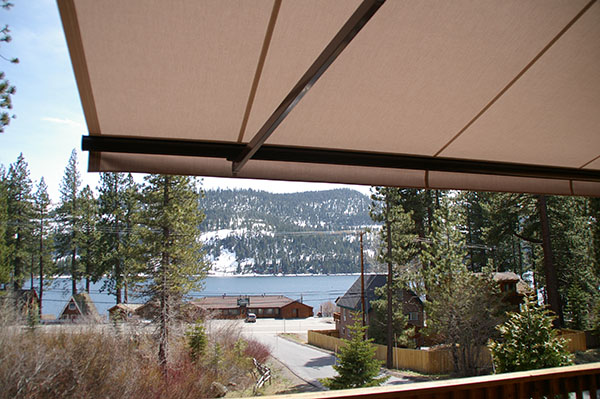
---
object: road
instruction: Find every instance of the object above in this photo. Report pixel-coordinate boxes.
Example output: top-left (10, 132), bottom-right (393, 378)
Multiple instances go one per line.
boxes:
top-left (206, 317), bottom-right (407, 390)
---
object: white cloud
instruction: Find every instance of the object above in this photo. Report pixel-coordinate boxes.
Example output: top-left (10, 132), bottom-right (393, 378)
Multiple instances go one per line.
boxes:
top-left (41, 117), bottom-right (85, 129)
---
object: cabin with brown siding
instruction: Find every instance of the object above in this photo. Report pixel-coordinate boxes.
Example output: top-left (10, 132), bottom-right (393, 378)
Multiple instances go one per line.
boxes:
top-left (193, 295), bottom-right (313, 319)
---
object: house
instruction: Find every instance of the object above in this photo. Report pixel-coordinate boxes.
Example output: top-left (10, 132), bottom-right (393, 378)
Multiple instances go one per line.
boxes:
top-left (492, 271), bottom-right (531, 307)
top-left (127, 300), bottom-right (202, 322)
top-left (334, 274), bottom-right (424, 341)
top-left (107, 303), bottom-right (144, 322)
top-left (59, 292), bottom-right (101, 322)
top-left (193, 295), bottom-right (313, 319)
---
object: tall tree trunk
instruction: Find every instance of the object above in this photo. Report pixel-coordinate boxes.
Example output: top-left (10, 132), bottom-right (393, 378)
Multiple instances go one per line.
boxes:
top-left (85, 235), bottom-right (91, 293)
top-left (115, 216), bottom-right (122, 304)
top-left (158, 177), bottom-right (171, 376)
top-left (30, 251), bottom-right (34, 290)
top-left (537, 195), bottom-right (564, 327)
top-left (385, 197), bottom-right (393, 369)
top-left (13, 229), bottom-right (21, 291)
top-left (39, 217), bottom-right (44, 317)
top-left (71, 247), bottom-right (77, 295)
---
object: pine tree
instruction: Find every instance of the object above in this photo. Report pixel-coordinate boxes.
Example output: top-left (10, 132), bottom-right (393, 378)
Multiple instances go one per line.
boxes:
top-left (0, 165), bottom-right (10, 285)
top-left (321, 315), bottom-right (388, 389)
top-left (79, 185), bottom-right (100, 293)
top-left (489, 295), bottom-right (573, 373)
top-left (120, 173), bottom-right (143, 303)
top-left (55, 149), bottom-right (82, 295)
top-left (6, 153), bottom-right (33, 291)
top-left (97, 172), bottom-right (129, 303)
top-left (420, 197), bottom-right (505, 376)
top-left (139, 174), bottom-right (208, 374)
top-left (370, 186), bottom-right (419, 367)
top-left (0, 1), bottom-right (18, 133)
top-left (31, 177), bottom-right (53, 316)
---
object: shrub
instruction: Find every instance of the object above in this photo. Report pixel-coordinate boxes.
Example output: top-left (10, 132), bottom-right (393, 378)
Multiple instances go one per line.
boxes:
top-left (489, 295), bottom-right (574, 373)
top-left (321, 314), bottom-right (388, 390)
top-left (0, 317), bottom-right (272, 399)
top-left (185, 323), bottom-right (208, 362)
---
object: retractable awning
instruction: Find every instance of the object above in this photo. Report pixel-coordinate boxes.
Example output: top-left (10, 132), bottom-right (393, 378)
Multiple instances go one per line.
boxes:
top-left (58, 0), bottom-right (600, 196)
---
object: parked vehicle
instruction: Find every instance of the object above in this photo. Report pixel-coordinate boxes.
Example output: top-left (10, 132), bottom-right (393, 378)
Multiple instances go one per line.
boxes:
top-left (245, 313), bottom-right (256, 323)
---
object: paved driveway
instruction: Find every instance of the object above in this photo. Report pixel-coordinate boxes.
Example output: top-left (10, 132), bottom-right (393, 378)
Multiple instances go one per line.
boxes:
top-left (206, 317), bottom-right (407, 390)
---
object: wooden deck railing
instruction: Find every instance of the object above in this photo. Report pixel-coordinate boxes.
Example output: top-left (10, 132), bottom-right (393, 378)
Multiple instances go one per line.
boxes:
top-left (261, 363), bottom-right (600, 399)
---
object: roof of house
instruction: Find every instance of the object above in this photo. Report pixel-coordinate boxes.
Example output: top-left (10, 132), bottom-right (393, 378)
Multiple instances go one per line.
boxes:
top-left (193, 295), bottom-right (311, 310)
top-left (60, 292), bottom-right (101, 320)
top-left (336, 274), bottom-right (388, 312)
top-left (492, 272), bottom-right (520, 282)
top-left (107, 303), bottom-right (144, 313)
top-left (477, 272), bottom-right (532, 295)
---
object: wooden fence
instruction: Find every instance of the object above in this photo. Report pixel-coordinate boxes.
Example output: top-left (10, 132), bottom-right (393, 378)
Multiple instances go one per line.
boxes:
top-left (308, 329), bottom-right (586, 375)
top-left (308, 330), bottom-right (455, 374)
top-left (559, 329), bottom-right (587, 352)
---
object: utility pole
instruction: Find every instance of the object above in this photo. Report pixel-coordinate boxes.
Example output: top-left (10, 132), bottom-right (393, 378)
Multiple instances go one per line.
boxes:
top-left (360, 231), bottom-right (366, 331)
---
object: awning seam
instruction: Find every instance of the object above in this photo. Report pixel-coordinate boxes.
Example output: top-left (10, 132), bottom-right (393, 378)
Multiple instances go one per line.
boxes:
top-left (236, 0), bottom-right (282, 144)
top-left (433, 0), bottom-right (597, 158)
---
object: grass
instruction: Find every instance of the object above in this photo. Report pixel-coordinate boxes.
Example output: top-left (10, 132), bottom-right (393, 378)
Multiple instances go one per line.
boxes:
top-left (278, 332), bottom-right (305, 344)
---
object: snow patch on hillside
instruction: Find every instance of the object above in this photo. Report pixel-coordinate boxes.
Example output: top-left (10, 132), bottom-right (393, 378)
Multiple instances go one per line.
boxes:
top-left (208, 248), bottom-right (238, 276)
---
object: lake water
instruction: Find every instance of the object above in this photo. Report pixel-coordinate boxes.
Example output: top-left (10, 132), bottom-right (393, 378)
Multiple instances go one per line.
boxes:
top-left (33, 274), bottom-right (359, 319)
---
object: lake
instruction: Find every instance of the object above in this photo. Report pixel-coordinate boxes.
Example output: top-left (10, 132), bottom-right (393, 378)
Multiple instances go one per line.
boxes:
top-left (33, 274), bottom-right (359, 319)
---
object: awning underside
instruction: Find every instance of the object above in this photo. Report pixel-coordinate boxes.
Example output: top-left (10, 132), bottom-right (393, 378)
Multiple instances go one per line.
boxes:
top-left (59, 0), bottom-right (600, 196)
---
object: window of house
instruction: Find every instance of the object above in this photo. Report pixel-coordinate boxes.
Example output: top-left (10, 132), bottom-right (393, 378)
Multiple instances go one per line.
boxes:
top-left (266, 308), bottom-right (274, 315)
top-left (68, 302), bottom-right (76, 311)
top-left (258, 309), bottom-right (263, 315)
top-left (275, 308), bottom-right (280, 315)
top-left (408, 312), bottom-right (419, 321)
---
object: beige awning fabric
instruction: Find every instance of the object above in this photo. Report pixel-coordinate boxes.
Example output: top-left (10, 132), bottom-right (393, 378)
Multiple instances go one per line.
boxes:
top-left (58, 0), bottom-right (600, 196)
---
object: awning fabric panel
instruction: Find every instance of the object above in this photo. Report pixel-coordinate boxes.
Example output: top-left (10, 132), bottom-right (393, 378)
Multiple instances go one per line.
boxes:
top-left (74, 0), bottom-right (275, 141)
top-left (59, 0), bottom-right (600, 196)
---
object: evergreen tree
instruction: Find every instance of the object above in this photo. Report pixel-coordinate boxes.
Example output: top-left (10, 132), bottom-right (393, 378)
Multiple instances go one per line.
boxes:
top-left (489, 295), bottom-right (573, 373)
top-left (139, 174), bottom-right (208, 374)
top-left (0, 165), bottom-right (10, 285)
top-left (120, 173), bottom-right (143, 303)
top-left (31, 177), bottom-right (53, 315)
top-left (6, 153), bottom-right (33, 291)
top-left (420, 198), bottom-right (505, 376)
top-left (457, 191), bottom-right (489, 272)
top-left (79, 185), bottom-right (100, 293)
top-left (321, 314), bottom-right (388, 389)
top-left (0, 0), bottom-right (18, 133)
top-left (97, 172), bottom-right (130, 303)
top-left (55, 149), bottom-right (82, 295)
top-left (370, 186), bottom-right (418, 367)
top-left (482, 193), bottom-right (564, 326)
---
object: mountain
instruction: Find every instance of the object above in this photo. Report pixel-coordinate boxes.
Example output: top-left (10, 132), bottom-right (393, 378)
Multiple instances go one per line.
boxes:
top-left (199, 188), bottom-right (379, 275)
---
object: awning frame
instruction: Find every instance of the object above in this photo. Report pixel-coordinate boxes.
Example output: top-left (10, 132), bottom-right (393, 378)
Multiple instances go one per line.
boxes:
top-left (82, 135), bottom-right (600, 183)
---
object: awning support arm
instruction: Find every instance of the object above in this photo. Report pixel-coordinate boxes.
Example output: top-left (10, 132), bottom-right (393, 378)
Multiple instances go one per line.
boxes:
top-left (231, 0), bottom-right (386, 175)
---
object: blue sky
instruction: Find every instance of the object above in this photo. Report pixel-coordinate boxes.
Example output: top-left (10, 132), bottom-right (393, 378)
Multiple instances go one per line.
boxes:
top-left (0, 1), bottom-right (371, 202)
